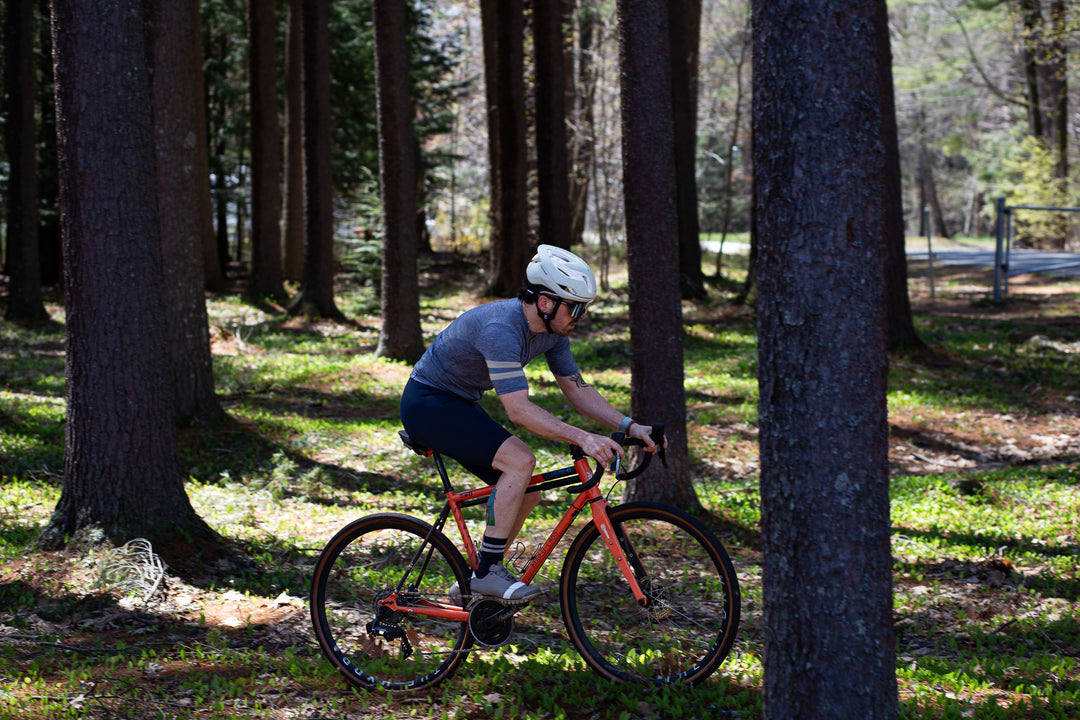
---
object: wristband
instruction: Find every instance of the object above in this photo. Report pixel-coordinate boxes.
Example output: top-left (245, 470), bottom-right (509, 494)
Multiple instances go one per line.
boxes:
top-left (619, 416), bottom-right (634, 433)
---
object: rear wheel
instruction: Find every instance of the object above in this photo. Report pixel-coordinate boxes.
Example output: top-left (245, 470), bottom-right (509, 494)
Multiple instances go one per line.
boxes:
top-left (310, 513), bottom-right (473, 690)
top-left (560, 502), bottom-right (740, 684)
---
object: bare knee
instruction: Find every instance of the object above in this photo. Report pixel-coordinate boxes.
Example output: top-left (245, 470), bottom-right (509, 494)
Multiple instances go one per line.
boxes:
top-left (492, 436), bottom-right (536, 478)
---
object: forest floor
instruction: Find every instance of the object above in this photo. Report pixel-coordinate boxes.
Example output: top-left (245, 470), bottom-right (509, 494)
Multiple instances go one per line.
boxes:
top-left (2, 251), bottom-right (1079, 719)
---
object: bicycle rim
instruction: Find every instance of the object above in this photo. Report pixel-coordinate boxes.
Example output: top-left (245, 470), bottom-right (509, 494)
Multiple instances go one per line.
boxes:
top-left (560, 502), bottom-right (741, 685)
top-left (310, 513), bottom-right (473, 690)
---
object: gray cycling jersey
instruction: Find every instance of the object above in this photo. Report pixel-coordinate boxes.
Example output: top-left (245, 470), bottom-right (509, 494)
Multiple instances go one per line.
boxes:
top-left (410, 298), bottom-right (579, 401)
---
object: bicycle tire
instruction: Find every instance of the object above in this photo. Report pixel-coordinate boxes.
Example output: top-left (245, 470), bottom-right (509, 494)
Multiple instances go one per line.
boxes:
top-left (310, 513), bottom-right (473, 691)
top-left (560, 502), bottom-right (741, 685)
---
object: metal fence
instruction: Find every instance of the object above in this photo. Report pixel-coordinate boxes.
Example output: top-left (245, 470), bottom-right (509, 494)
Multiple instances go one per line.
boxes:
top-left (993, 196), bottom-right (1080, 300)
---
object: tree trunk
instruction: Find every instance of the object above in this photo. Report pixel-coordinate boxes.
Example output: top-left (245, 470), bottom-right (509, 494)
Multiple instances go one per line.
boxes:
top-left (4, 0), bottom-right (48, 323)
top-left (1047, 0), bottom-right (1067, 182)
top-left (753, 1), bottom-right (897, 718)
top-left (670, 0), bottom-right (707, 300)
top-left (1019, 0), bottom-right (1044, 139)
top-left (33, 4), bottom-right (63, 290)
top-left (148, 0), bottom-right (224, 426)
top-left (282, 0), bottom-right (305, 284)
top-left (247, 0), bottom-right (288, 302)
top-left (616, 0), bottom-right (698, 511)
top-left (1040, 0), bottom-right (1068, 248)
top-left (569, 1), bottom-right (597, 248)
top-left (714, 23), bottom-right (751, 283)
top-left (372, 0), bottom-right (425, 362)
top-left (481, 0), bottom-right (529, 297)
top-left (43, 0), bottom-right (214, 549)
top-left (214, 152), bottom-right (231, 274)
top-left (290, 0), bottom-right (344, 320)
top-left (734, 164), bottom-right (757, 306)
top-left (203, 38), bottom-right (228, 293)
top-left (1018, 0), bottom-right (1069, 248)
top-left (917, 142), bottom-right (950, 239)
top-left (534, 0), bottom-right (572, 251)
top-left (882, 23), bottom-right (922, 352)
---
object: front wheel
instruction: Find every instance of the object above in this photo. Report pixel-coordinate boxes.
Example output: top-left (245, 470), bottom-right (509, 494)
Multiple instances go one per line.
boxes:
top-left (310, 513), bottom-right (473, 691)
top-left (560, 502), bottom-right (741, 685)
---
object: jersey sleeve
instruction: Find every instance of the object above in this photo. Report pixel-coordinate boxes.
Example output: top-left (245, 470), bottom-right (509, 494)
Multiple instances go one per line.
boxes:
top-left (477, 322), bottom-right (530, 395)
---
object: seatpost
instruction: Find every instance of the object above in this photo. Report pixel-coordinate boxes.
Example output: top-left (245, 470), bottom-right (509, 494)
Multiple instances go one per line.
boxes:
top-left (432, 452), bottom-right (453, 493)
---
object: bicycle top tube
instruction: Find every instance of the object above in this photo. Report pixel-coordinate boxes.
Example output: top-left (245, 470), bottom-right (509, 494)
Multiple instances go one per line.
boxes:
top-left (399, 429), bottom-right (601, 502)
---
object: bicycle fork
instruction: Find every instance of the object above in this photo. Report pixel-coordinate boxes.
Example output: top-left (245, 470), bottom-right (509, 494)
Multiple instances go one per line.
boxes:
top-left (580, 488), bottom-right (651, 608)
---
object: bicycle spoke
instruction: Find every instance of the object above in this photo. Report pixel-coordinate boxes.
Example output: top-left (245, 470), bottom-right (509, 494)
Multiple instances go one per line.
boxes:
top-left (561, 503), bottom-right (740, 685)
top-left (310, 514), bottom-right (472, 691)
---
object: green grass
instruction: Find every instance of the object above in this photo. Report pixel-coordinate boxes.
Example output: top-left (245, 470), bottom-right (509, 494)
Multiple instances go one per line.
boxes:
top-left (2, 251), bottom-right (1080, 718)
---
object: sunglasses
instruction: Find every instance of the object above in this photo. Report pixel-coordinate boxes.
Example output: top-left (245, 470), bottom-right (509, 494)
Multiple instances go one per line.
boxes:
top-left (565, 300), bottom-right (591, 319)
top-left (541, 293), bottom-right (591, 319)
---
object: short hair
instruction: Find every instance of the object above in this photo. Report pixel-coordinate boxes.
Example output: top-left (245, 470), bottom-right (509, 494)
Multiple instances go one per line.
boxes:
top-left (518, 282), bottom-right (546, 304)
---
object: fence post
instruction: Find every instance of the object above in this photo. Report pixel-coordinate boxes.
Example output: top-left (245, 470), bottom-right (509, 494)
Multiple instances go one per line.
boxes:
top-left (993, 196), bottom-right (1005, 301)
top-left (925, 206), bottom-right (935, 299)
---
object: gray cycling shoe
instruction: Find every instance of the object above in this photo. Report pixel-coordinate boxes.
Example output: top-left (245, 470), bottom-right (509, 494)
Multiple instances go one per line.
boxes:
top-left (469, 565), bottom-right (541, 604)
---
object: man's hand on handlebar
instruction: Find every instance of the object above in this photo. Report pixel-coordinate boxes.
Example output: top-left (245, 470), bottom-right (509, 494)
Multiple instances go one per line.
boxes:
top-left (626, 421), bottom-right (667, 454)
top-left (580, 432), bottom-right (624, 466)
top-left (577, 422), bottom-right (668, 471)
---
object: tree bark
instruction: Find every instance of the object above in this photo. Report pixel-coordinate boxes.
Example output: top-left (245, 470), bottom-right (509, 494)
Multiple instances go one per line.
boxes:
top-left (881, 22), bottom-right (922, 352)
top-left (247, 0), bottom-right (288, 302)
top-left (569, 1), bottom-right (597, 248)
top-left (148, 0), bottom-right (224, 426)
top-left (282, 0), bottom-right (305, 284)
top-left (616, 0), bottom-right (698, 511)
top-left (917, 142), bottom-right (949, 239)
top-left (670, 0), bottom-right (707, 300)
top-left (33, 4), bottom-right (63, 290)
top-left (4, 0), bottom-right (48, 323)
top-left (290, 0), bottom-right (344, 320)
top-left (373, 0), bottom-right (425, 362)
top-left (534, 0), bottom-right (573, 251)
top-left (1019, 0), bottom-right (1044, 139)
top-left (206, 30), bottom-right (231, 291)
top-left (753, 1), bottom-right (897, 718)
top-left (43, 0), bottom-right (214, 548)
top-left (481, 0), bottom-right (529, 297)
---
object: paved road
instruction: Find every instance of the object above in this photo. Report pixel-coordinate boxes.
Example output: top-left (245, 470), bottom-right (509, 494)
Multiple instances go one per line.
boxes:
top-left (704, 239), bottom-right (1080, 279)
top-left (907, 248), bottom-right (1080, 278)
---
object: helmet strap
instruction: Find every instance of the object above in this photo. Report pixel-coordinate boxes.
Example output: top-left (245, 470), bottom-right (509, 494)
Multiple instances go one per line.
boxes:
top-left (537, 293), bottom-right (561, 332)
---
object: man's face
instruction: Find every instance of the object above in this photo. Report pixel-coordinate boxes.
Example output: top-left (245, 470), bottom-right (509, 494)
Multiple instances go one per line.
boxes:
top-left (539, 295), bottom-right (584, 336)
top-left (551, 301), bottom-right (579, 336)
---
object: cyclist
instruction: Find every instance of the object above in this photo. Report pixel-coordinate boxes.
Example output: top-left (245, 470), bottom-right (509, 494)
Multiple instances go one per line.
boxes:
top-left (400, 244), bottom-right (663, 603)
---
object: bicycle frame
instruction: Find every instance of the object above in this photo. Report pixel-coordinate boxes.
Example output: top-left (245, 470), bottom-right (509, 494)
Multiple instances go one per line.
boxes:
top-left (375, 453), bottom-right (649, 624)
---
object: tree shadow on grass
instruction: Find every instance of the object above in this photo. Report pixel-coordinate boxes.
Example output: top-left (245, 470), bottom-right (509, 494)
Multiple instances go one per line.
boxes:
top-left (894, 525), bottom-right (1080, 601)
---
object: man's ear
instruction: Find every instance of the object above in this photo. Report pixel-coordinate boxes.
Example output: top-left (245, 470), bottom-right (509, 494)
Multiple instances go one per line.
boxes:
top-left (537, 294), bottom-right (553, 314)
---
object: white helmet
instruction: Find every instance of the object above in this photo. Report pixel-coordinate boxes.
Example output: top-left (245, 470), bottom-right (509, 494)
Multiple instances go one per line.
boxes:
top-left (526, 245), bottom-right (597, 302)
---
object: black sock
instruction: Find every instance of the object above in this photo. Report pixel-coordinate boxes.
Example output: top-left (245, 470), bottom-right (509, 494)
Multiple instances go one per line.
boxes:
top-left (476, 535), bottom-right (507, 577)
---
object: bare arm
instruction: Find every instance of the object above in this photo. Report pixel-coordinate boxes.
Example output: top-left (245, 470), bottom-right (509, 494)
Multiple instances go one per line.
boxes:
top-left (497, 386), bottom-right (623, 465)
top-left (555, 373), bottom-right (661, 451)
top-left (554, 372), bottom-right (624, 429)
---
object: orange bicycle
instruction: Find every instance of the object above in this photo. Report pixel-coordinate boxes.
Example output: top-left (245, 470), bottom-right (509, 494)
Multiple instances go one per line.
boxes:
top-left (309, 424), bottom-right (740, 691)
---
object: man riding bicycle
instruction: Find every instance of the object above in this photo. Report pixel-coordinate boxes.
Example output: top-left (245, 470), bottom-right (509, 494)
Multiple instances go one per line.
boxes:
top-left (400, 245), bottom-right (663, 603)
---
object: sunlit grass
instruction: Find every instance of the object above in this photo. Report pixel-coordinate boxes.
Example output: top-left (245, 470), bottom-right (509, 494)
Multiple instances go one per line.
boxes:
top-left (4, 254), bottom-right (1080, 718)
